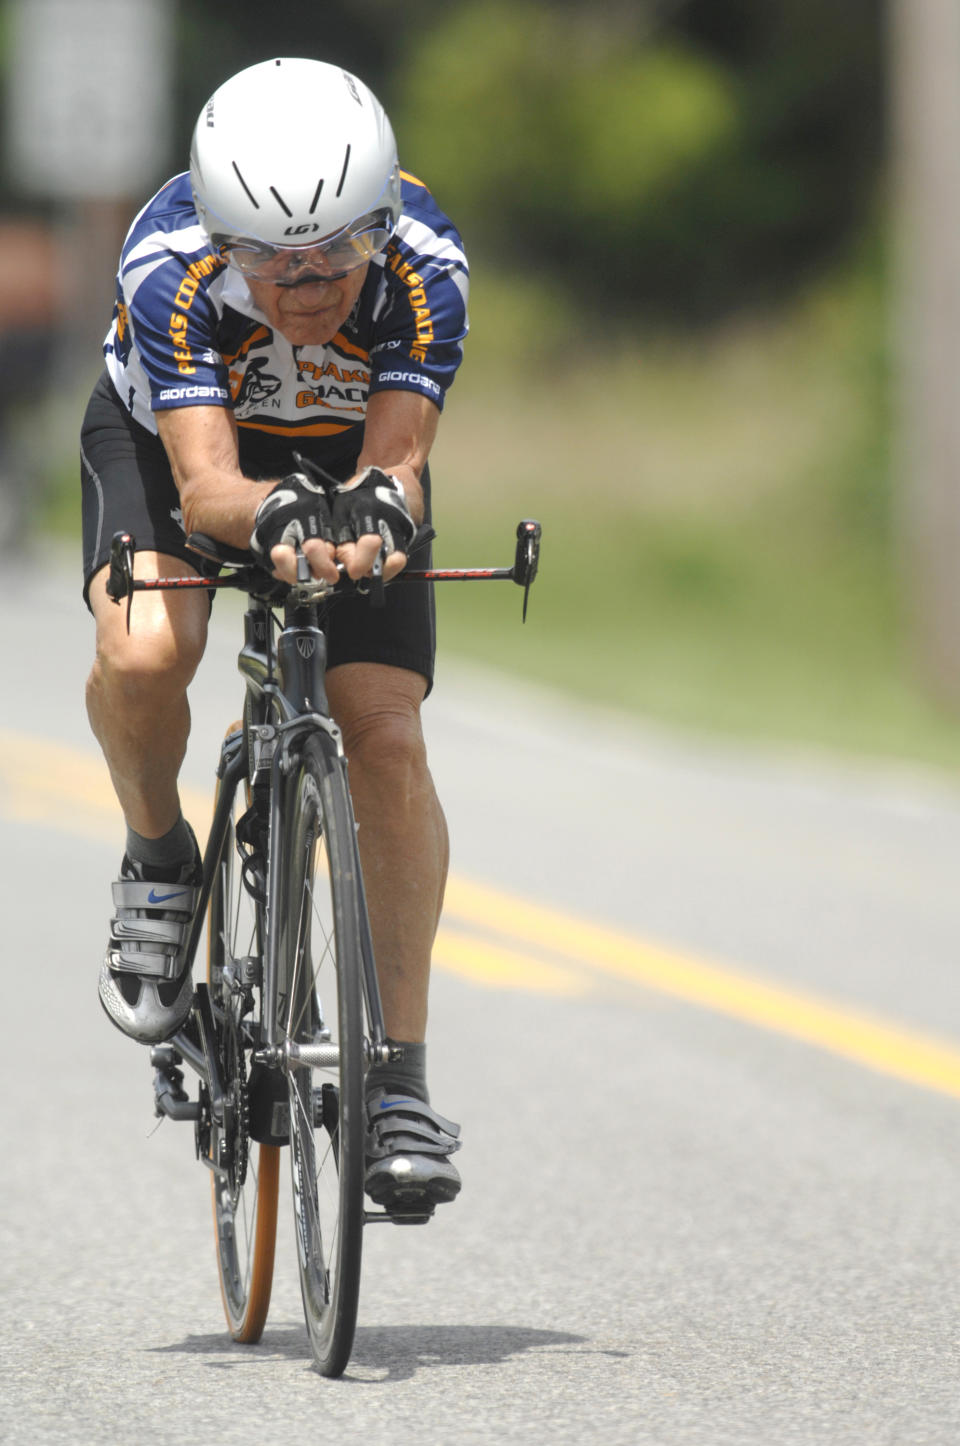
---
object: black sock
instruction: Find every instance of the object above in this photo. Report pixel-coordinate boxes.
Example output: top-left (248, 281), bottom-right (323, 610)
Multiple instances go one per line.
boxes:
top-left (366, 1039), bottom-right (429, 1104)
top-left (126, 813), bottom-right (196, 878)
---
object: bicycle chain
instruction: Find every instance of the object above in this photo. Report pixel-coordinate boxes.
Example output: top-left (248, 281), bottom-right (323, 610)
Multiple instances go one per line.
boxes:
top-left (221, 1009), bottom-right (250, 1202)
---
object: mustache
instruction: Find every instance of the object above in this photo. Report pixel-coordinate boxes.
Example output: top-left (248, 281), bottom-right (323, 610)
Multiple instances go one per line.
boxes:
top-left (276, 270), bottom-right (348, 290)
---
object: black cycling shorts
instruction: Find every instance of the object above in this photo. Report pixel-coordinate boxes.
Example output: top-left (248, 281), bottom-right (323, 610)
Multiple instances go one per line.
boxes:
top-left (80, 371), bottom-right (437, 688)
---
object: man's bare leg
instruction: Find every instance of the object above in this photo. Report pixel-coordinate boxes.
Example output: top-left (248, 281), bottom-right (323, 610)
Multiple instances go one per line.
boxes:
top-left (88, 554), bottom-right (212, 1042)
top-left (327, 662), bottom-right (460, 1208)
top-left (86, 554), bottom-right (209, 840)
top-left (326, 661), bottom-right (448, 1045)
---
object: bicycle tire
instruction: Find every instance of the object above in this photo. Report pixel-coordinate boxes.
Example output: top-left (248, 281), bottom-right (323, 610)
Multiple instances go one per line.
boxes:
top-left (208, 765), bottom-right (279, 1344)
top-left (279, 735), bottom-right (367, 1378)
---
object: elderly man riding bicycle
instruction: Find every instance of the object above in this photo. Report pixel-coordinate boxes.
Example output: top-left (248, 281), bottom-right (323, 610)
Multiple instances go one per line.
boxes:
top-left (81, 57), bottom-right (466, 1215)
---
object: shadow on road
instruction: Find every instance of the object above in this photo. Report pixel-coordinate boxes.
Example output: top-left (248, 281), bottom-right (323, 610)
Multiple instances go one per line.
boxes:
top-left (346, 1324), bottom-right (623, 1382)
top-left (152, 1322), bottom-right (627, 1381)
top-left (150, 1323), bottom-right (309, 1365)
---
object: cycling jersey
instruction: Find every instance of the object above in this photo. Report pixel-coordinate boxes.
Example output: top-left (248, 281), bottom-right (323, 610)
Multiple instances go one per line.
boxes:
top-left (103, 170), bottom-right (468, 475)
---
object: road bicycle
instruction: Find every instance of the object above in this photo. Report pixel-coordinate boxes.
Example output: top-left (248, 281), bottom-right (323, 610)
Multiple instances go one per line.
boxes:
top-left (104, 517), bottom-right (540, 1377)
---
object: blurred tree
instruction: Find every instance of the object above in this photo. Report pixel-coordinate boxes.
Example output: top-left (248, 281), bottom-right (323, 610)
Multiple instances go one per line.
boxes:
top-left (673, 0), bottom-right (885, 309)
top-left (393, 2), bottom-right (737, 318)
top-left (391, 0), bottom-right (884, 322)
top-left (4, 0), bottom-right (880, 326)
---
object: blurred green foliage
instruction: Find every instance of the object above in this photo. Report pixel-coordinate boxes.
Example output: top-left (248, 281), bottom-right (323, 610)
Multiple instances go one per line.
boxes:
top-left (395, 4), bottom-right (738, 315)
top-left (1, 0), bottom-right (884, 322)
top-left (138, 0), bottom-right (883, 324)
top-left (423, 245), bottom-right (960, 771)
top-left (391, 0), bottom-right (883, 320)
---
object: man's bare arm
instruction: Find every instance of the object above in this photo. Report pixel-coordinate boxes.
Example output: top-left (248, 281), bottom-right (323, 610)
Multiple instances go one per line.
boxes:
top-left (156, 405), bottom-right (264, 548)
top-left (157, 391), bottom-right (441, 583)
top-left (355, 388), bottom-right (440, 527)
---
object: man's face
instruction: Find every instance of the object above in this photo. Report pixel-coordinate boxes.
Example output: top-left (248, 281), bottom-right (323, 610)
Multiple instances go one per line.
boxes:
top-left (246, 263), bottom-right (369, 346)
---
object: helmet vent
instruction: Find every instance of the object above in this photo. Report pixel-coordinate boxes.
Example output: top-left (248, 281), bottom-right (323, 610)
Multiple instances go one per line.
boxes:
top-left (335, 144), bottom-right (352, 198)
top-left (231, 162), bottom-right (260, 210)
top-left (309, 179), bottom-right (324, 214)
top-left (269, 187), bottom-right (293, 217)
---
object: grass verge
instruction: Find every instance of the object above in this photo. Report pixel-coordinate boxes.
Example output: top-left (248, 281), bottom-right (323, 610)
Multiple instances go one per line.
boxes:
top-left (429, 259), bottom-right (960, 772)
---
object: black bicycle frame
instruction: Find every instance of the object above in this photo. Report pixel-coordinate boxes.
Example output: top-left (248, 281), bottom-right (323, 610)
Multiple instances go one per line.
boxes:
top-left (162, 585), bottom-right (389, 1134)
top-left (116, 519), bottom-right (541, 1131)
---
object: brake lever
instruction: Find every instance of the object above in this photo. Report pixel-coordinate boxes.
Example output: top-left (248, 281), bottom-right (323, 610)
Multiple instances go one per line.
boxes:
top-left (513, 519), bottom-right (542, 622)
top-left (106, 530), bottom-right (134, 601)
top-left (106, 530), bottom-right (136, 633)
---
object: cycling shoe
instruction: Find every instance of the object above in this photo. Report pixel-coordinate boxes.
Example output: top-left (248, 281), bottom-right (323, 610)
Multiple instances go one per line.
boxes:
top-left (98, 847), bottom-right (201, 1044)
top-left (364, 1090), bottom-right (462, 1214)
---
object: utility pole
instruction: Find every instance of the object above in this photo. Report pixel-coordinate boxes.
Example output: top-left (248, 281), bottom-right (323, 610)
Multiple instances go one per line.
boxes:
top-left (889, 0), bottom-right (960, 704)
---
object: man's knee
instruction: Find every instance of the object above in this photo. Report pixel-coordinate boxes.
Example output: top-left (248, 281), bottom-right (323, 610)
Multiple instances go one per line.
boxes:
top-left (328, 665), bottom-right (429, 789)
top-left (91, 629), bottom-right (201, 708)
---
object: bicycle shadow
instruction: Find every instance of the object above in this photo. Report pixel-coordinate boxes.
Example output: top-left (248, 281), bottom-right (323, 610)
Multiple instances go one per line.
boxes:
top-left (151, 1322), bottom-right (624, 1381)
top-left (149, 1323), bottom-right (309, 1365)
top-left (345, 1324), bottom-right (626, 1383)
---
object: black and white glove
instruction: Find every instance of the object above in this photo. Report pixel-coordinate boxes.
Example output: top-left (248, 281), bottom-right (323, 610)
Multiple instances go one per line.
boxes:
top-left (249, 468), bottom-right (334, 559)
top-left (331, 466), bottom-right (416, 557)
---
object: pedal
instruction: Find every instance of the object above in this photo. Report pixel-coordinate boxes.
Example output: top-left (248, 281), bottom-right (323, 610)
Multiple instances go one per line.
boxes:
top-left (364, 1207), bottom-right (434, 1226)
top-left (389, 1209), bottom-right (434, 1226)
top-left (152, 1058), bottom-right (200, 1122)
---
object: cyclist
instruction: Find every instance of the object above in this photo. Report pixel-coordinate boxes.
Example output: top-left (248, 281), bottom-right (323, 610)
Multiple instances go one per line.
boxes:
top-left (81, 58), bottom-right (464, 1214)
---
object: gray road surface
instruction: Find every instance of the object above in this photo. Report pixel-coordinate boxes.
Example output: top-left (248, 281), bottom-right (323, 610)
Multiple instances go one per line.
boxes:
top-left (3, 550), bottom-right (960, 1445)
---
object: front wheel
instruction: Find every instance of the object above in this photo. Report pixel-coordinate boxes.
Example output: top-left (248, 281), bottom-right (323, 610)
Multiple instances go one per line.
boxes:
top-left (279, 737), bottom-right (368, 1377)
top-left (208, 766), bottom-right (279, 1343)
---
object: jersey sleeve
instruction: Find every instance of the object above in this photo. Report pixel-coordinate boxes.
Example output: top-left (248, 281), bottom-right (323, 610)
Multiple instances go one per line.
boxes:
top-left (122, 248), bottom-right (232, 411)
top-left (368, 185), bottom-right (469, 412)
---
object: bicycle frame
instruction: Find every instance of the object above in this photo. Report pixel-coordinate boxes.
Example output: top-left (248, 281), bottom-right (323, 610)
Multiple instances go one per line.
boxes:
top-left (106, 519), bottom-right (541, 1161)
top-left (152, 587), bottom-right (390, 1154)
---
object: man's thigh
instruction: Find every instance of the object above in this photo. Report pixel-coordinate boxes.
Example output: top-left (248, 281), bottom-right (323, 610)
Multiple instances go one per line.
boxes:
top-left (80, 371), bottom-right (219, 610)
top-left (321, 462), bottom-right (436, 691)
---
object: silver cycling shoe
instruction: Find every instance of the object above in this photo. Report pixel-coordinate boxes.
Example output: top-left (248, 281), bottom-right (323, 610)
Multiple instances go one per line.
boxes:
top-left (98, 851), bottom-right (201, 1045)
top-left (364, 1090), bottom-right (462, 1214)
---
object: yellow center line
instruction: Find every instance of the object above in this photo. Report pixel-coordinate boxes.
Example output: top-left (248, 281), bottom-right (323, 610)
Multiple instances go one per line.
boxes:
top-left (4, 728), bottom-right (960, 1100)
top-left (444, 876), bottom-right (960, 1098)
top-left (433, 926), bottom-right (590, 997)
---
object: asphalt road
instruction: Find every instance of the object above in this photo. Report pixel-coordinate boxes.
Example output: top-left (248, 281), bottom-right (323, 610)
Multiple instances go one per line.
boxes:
top-left (3, 549), bottom-right (960, 1445)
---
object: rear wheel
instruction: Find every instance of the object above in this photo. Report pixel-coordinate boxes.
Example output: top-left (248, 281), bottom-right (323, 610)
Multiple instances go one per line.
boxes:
top-left (208, 762), bottom-right (279, 1343)
top-left (280, 737), bottom-right (368, 1377)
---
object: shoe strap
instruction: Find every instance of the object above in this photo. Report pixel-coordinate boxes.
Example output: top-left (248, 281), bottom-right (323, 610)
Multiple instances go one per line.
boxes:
top-left (107, 877), bottom-right (198, 979)
top-left (107, 944), bottom-right (185, 981)
top-left (367, 1095), bottom-right (462, 1159)
top-left (112, 879), bottom-right (198, 916)
top-left (369, 1095), bottom-right (461, 1139)
top-left (111, 916), bottom-right (189, 947)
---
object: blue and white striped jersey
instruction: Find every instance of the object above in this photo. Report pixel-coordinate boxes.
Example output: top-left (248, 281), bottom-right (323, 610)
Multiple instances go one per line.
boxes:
top-left (103, 170), bottom-right (468, 471)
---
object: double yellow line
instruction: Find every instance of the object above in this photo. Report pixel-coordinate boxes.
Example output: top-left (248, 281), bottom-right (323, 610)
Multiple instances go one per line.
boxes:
top-left (5, 728), bottom-right (960, 1101)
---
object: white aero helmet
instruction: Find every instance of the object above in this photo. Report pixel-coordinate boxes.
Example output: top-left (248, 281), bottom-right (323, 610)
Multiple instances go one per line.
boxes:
top-left (190, 57), bottom-right (402, 283)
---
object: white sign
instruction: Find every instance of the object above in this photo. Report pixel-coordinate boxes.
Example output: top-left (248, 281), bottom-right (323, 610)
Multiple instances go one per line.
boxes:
top-left (6, 0), bottom-right (173, 199)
